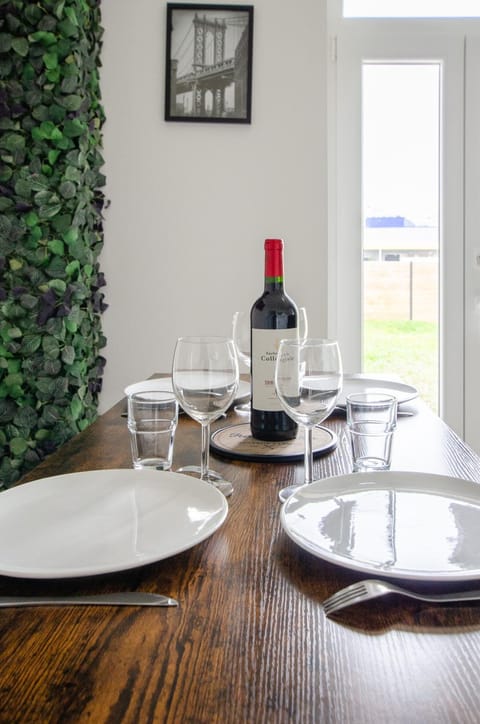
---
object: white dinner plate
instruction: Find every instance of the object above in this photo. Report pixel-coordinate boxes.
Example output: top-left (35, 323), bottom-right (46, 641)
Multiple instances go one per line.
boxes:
top-left (125, 378), bottom-right (175, 397)
top-left (125, 377), bottom-right (251, 405)
top-left (337, 374), bottom-right (418, 407)
top-left (281, 471), bottom-right (480, 581)
top-left (0, 469), bottom-right (228, 579)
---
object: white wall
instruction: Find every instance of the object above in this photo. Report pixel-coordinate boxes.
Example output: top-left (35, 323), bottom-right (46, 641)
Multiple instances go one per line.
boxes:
top-left (99, 0), bottom-right (328, 412)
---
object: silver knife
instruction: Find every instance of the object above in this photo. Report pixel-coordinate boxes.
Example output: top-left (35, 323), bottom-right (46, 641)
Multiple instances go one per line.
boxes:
top-left (0, 592), bottom-right (178, 608)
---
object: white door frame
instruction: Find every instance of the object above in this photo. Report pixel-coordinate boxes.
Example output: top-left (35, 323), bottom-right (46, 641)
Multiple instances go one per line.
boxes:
top-left (465, 37), bottom-right (480, 449)
top-left (327, 6), bottom-right (473, 441)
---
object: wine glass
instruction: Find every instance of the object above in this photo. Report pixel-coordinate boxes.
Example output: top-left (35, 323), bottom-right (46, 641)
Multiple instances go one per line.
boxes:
top-left (172, 336), bottom-right (239, 497)
top-left (298, 307), bottom-right (308, 341)
top-left (232, 307), bottom-right (308, 416)
top-left (232, 311), bottom-right (251, 414)
top-left (275, 338), bottom-right (342, 502)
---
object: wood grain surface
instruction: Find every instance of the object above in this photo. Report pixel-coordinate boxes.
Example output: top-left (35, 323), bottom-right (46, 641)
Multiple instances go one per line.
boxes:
top-left (3, 384), bottom-right (480, 724)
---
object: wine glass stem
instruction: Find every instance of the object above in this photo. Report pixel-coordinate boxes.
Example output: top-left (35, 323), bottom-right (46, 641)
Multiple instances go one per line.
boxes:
top-left (201, 422), bottom-right (210, 480)
top-left (304, 425), bottom-right (314, 484)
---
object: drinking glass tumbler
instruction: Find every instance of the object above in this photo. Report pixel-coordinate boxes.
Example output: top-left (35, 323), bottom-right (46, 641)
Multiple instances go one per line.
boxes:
top-left (346, 392), bottom-right (397, 472)
top-left (128, 391), bottom-right (179, 470)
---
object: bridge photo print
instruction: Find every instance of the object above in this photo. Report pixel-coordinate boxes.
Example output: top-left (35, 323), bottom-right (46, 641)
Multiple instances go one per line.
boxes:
top-left (165, 3), bottom-right (254, 123)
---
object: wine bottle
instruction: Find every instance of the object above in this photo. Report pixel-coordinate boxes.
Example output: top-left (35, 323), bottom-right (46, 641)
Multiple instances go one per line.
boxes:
top-left (250, 238), bottom-right (298, 441)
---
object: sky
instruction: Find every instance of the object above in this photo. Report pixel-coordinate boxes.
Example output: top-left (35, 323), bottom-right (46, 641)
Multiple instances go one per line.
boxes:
top-left (362, 64), bottom-right (440, 226)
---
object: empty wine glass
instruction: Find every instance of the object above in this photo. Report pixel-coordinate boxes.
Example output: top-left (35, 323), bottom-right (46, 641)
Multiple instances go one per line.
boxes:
top-left (232, 306), bottom-right (308, 416)
top-left (172, 336), bottom-right (239, 497)
top-left (298, 306), bottom-right (308, 341)
top-left (275, 338), bottom-right (342, 502)
top-left (232, 311), bottom-right (251, 414)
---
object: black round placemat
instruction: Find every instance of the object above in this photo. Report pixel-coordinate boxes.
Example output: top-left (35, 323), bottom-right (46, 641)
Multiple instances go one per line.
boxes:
top-left (210, 423), bottom-right (337, 463)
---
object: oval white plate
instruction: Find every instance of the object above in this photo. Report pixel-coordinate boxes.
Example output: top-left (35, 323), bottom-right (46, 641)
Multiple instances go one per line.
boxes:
top-left (125, 378), bottom-right (174, 396)
top-left (125, 377), bottom-right (251, 405)
top-left (337, 374), bottom-right (418, 407)
top-left (0, 469), bottom-right (228, 579)
top-left (281, 471), bottom-right (480, 581)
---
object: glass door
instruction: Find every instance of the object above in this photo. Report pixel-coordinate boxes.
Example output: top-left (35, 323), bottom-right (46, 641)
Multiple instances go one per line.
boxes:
top-left (329, 27), bottom-right (465, 436)
top-left (362, 62), bottom-right (440, 413)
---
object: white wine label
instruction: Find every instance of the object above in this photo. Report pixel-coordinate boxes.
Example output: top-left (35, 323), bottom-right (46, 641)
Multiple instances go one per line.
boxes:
top-left (251, 327), bottom-right (298, 411)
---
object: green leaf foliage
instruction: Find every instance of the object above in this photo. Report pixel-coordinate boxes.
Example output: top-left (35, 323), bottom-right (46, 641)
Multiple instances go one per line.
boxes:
top-left (0, 0), bottom-right (107, 487)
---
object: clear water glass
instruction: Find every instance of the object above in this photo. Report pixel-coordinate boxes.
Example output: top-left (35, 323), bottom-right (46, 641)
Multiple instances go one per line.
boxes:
top-left (128, 391), bottom-right (178, 470)
top-left (346, 392), bottom-right (397, 471)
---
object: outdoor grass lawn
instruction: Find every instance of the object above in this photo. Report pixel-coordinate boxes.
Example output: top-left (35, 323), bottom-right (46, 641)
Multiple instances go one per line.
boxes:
top-left (363, 320), bottom-right (438, 412)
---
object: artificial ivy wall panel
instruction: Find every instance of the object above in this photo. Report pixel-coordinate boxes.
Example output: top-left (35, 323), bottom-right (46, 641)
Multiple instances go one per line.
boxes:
top-left (0, 0), bottom-right (107, 486)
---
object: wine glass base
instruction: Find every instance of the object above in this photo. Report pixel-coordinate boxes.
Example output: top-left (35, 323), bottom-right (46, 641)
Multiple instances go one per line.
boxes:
top-left (176, 466), bottom-right (233, 497)
top-left (212, 479), bottom-right (234, 497)
top-left (278, 484), bottom-right (304, 503)
top-left (176, 465), bottom-right (223, 481)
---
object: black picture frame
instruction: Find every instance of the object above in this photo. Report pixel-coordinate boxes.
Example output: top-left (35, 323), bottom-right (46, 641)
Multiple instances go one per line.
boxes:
top-left (165, 3), bottom-right (254, 124)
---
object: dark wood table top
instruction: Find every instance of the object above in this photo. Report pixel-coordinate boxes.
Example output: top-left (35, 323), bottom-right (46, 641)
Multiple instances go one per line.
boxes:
top-left (4, 384), bottom-right (480, 723)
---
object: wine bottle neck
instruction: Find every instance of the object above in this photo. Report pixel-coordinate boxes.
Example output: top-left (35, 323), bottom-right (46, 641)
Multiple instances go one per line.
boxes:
top-left (264, 277), bottom-right (284, 291)
top-left (264, 239), bottom-right (284, 290)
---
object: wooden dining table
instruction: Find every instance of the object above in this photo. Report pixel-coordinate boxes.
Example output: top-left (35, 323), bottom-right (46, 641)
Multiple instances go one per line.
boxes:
top-left (4, 378), bottom-right (480, 723)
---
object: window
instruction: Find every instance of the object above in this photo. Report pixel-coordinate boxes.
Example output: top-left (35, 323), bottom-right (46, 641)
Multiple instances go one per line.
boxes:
top-left (343, 0), bottom-right (480, 18)
top-left (362, 63), bottom-right (440, 412)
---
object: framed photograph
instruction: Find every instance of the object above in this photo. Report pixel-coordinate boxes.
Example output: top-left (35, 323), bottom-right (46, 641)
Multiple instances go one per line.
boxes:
top-left (165, 3), bottom-right (254, 124)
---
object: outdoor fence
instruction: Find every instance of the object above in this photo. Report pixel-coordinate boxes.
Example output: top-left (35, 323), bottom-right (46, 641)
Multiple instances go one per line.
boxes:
top-left (364, 260), bottom-right (438, 322)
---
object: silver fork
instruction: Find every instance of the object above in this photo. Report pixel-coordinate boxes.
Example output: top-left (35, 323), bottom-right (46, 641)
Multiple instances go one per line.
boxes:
top-left (323, 579), bottom-right (480, 616)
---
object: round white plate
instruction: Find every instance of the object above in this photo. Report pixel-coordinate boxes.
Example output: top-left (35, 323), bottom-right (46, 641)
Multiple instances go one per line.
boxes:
top-left (125, 378), bottom-right (174, 396)
top-left (281, 471), bottom-right (480, 581)
top-left (337, 374), bottom-right (418, 407)
top-left (125, 377), bottom-right (251, 405)
top-left (0, 469), bottom-right (228, 579)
